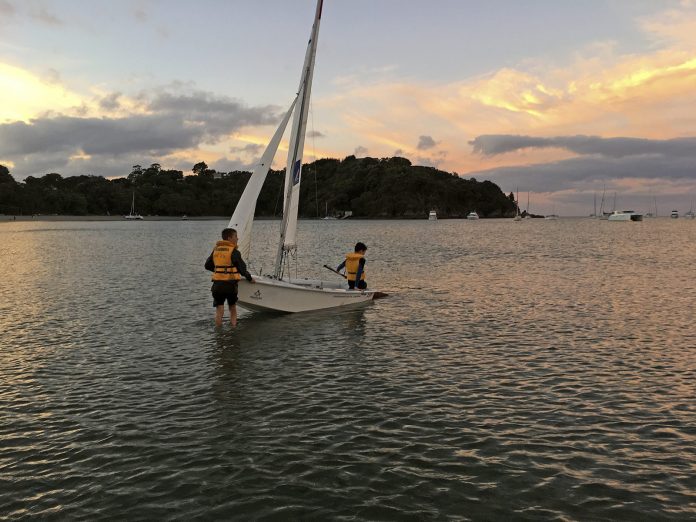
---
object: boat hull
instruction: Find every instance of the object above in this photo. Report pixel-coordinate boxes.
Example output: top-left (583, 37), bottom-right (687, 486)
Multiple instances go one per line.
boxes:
top-left (237, 276), bottom-right (375, 313)
top-left (608, 211), bottom-right (643, 221)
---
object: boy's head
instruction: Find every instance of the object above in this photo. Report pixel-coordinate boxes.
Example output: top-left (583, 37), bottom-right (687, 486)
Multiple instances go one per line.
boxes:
top-left (222, 228), bottom-right (237, 241)
top-left (354, 242), bottom-right (367, 254)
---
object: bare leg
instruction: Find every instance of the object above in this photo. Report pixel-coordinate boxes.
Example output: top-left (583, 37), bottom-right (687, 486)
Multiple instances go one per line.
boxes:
top-left (229, 304), bottom-right (237, 327)
top-left (215, 305), bottom-right (225, 327)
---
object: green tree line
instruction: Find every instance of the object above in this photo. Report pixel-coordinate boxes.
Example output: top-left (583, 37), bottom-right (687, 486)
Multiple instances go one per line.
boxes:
top-left (0, 157), bottom-right (516, 218)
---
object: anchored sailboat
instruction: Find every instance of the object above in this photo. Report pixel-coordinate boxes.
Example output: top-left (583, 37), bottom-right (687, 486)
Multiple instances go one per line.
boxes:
top-left (124, 192), bottom-right (143, 220)
top-left (513, 187), bottom-right (521, 221)
top-left (227, 0), bottom-right (376, 313)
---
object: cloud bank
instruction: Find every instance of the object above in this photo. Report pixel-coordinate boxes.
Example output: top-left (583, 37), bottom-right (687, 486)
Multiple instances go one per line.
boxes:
top-left (0, 88), bottom-right (282, 179)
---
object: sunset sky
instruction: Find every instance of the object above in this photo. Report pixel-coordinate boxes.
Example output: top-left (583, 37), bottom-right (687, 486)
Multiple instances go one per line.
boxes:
top-left (2, 0), bottom-right (696, 215)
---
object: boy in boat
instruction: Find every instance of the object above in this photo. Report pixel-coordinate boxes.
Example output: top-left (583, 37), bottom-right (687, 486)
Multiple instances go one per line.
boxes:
top-left (205, 228), bottom-right (254, 327)
top-left (337, 242), bottom-right (367, 290)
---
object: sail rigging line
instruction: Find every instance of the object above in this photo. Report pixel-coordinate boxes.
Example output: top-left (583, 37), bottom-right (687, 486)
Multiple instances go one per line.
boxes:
top-left (311, 105), bottom-right (319, 218)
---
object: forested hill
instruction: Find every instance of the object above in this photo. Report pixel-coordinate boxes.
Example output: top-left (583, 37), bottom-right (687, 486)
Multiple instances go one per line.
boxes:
top-left (0, 156), bottom-right (516, 218)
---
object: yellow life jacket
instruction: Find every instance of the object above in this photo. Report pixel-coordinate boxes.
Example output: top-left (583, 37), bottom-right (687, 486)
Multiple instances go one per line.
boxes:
top-left (345, 252), bottom-right (365, 282)
top-left (212, 240), bottom-right (241, 282)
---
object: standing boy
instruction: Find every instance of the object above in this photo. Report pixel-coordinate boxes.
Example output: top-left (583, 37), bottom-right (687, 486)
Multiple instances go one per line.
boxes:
top-left (205, 228), bottom-right (254, 326)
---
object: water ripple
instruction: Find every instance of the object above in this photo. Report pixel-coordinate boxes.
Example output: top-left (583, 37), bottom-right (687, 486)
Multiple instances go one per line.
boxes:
top-left (1, 219), bottom-right (695, 520)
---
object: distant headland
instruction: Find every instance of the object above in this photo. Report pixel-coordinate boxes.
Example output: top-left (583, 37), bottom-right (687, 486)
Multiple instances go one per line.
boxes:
top-left (0, 156), bottom-right (517, 219)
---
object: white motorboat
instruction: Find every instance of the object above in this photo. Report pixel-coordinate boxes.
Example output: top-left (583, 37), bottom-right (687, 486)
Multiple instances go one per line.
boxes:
top-left (124, 192), bottom-right (143, 220)
top-left (466, 211), bottom-right (479, 220)
top-left (607, 210), bottom-right (643, 221)
top-left (227, 0), bottom-right (376, 313)
top-left (428, 210), bottom-right (437, 220)
top-left (670, 210), bottom-right (679, 219)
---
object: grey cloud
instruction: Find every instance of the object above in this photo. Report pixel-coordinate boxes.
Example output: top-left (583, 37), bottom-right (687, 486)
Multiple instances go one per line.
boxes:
top-left (469, 134), bottom-right (696, 158)
top-left (31, 7), bottom-right (62, 26)
top-left (134, 8), bottom-right (147, 22)
top-left (393, 149), bottom-right (404, 156)
top-left (43, 68), bottom-right (61, 85)
top-left (354, 146), bottom-right (368, 156)
top-left (99, 92), bottom-right (122, 111)
top-left (146, 90), bottom-right (279, 140)
top-left (465, 134), bottom-right (696, 214)
top-left (0, 115), bottom-right (201, 157)
top-left (230, 143), bottom-right (263, 156)
top-left (307, 130), bottom-right (325, 138)
top-left (0, 87), bottom-right (283, 179)
top-left (466, 153), bottom-right (696, 215)
top-left (417, 135), bottom-right (437, 150)
top-left (213, 157), bottom-right (257, 173)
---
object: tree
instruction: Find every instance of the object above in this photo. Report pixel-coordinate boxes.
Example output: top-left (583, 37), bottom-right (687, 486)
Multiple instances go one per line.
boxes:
top-left (0, 165), bottom-right (14, 184)
top-left (128, 165), bottom-right (143, 184)
top-left (192, 162), bottom-right (208, 176)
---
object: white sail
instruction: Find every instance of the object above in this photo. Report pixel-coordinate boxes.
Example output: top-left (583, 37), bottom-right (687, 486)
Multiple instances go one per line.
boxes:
top-left (275, 0), bottom-right (323, 276)
top-left (228, 0), bottom-right (377, 313)
top-left (228, 97), bottom-right (297, 261)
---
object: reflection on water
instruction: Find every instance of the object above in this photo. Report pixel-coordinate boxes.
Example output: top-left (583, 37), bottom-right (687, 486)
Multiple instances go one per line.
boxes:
top-left (1, 218), bottom-right (695, 519)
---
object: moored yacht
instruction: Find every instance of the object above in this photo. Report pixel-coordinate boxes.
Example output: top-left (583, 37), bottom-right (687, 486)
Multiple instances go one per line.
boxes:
top-left (124, 192), bottom-right (143, 220)
top-left (670, 209), bottom-right (679, 219)
top-left (466, 211), bottom-right (480, 220)
top-left (608, 210), bottom-right (643, 222)
top-left (428, 210), bottom-right (437, 220)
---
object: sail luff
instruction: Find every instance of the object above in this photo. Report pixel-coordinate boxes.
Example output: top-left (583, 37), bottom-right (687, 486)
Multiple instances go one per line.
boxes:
top-left (228, 97), bottom-right (297, 261)
top-left (274, 0), bottom-right (322, 277)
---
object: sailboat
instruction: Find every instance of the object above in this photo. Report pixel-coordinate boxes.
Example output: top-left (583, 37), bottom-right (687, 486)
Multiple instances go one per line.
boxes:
top-left (322, 202), bottom-right (337, 220)
top-left (598, 185), bottom-right (610, 219)
top-left (645, 195), bottom-right (657, 218)
top-left (513, 187), bottom-right (522, 221)
top-left (590, 192), bottom-right (597, 218)
top-left (544, 205), bottom-right (559, 220)
top-left (124, 192), bottom-right (143, 220)
top-left (524, 191), bottom-right (532, 219)
top-left (226, 0), bottom-right (376, 313)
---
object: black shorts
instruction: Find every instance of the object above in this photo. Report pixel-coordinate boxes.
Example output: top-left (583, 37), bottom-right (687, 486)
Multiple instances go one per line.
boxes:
top-left (348, 280), bottom-right (367, 290)
top-left (211, 281), bottom-right (239, 306)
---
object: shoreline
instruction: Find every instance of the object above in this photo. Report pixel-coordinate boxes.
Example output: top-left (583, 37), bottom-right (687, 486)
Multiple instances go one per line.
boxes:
top-left (0, 215), bottom-right (259, 222)
top-left (1, 214), bottom-right (576, 222)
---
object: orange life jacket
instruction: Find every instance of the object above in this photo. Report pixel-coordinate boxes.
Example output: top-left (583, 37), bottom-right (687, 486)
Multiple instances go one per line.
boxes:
top-left (211, 240), bottom-right (241, 282)
top-left (345, 252), bottom-right (365, 282)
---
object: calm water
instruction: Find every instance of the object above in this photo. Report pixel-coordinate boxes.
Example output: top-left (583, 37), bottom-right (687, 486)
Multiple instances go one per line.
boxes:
top-left (1, 218), bottom-right (694, 520)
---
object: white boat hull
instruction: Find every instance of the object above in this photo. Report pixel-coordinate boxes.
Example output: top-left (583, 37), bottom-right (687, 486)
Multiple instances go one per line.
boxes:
top-left (608, 211), bottom-right (643, 221)
top-left (237, 275), bottom-right (375, 313)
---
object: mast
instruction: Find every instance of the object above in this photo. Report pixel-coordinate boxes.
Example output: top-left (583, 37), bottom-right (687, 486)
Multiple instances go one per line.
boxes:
top-left (274, 0), bottom-right (323, 278)
top-left (516, 187), bottom-right (520, 216)
top-left (593, 192), bottom-right (597, 217)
